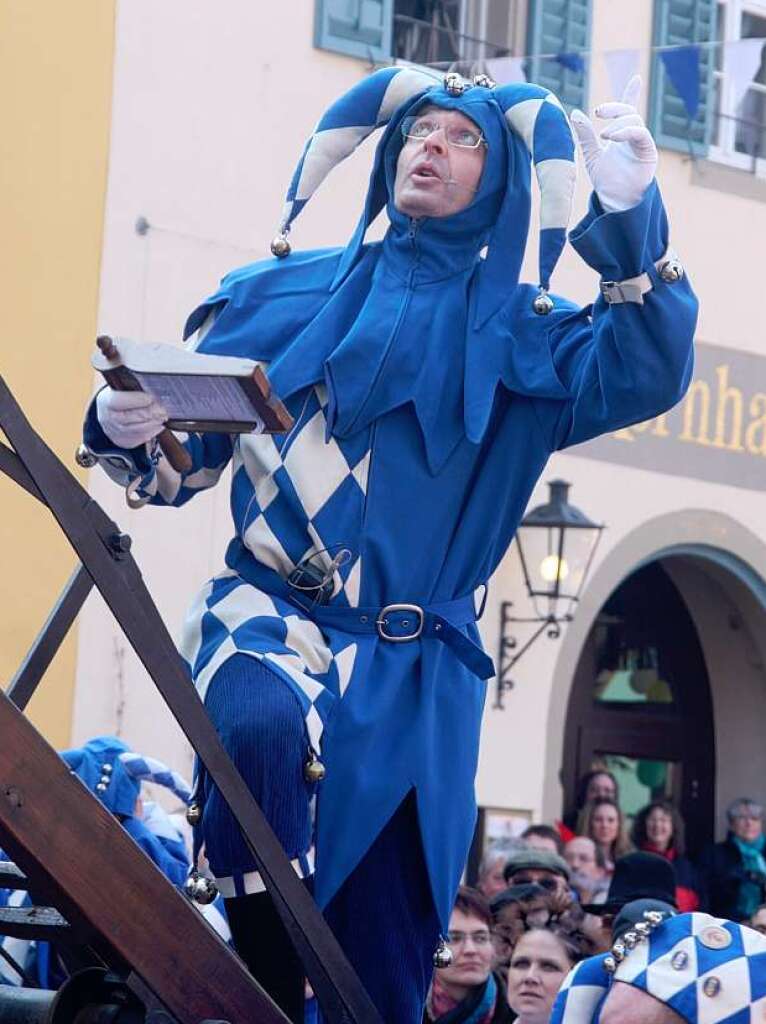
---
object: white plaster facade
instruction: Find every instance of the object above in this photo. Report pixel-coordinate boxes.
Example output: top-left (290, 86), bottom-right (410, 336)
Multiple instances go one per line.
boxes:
top-left (74, 1), bottom-right (766, 842)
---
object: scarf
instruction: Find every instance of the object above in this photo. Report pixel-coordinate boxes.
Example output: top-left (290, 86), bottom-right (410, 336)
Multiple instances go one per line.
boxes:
top-left (732, 832), bottom-right (766, 918)
top-left (427, 972), bottom-right (498, 1024)
top-left (641, 842), bottom-right (676, 861)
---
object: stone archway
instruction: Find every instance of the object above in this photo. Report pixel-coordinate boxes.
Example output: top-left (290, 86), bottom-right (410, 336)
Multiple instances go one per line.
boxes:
top-left (542, 511), bottom-right (766, 835)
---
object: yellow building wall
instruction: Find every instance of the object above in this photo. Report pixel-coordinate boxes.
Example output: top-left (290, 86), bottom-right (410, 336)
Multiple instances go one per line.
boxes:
top-left (0, 1), bottom-right (115, 745)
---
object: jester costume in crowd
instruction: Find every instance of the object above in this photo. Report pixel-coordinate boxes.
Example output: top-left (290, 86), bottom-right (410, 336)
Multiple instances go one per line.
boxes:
top-left (85, 67), bottom-right (697, 1021)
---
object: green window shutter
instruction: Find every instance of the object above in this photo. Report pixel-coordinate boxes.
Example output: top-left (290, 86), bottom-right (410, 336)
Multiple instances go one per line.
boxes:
top-left (315, 0), bottom-right (393, 61)
top-left (649, 0), bottom-right (718, 156)
top-left (526, 0), bottom-right (593, 111)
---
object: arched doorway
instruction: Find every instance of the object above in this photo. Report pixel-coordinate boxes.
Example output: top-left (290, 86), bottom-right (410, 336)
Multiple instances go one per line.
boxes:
top-left (562, 560), bottom-right (715, 855)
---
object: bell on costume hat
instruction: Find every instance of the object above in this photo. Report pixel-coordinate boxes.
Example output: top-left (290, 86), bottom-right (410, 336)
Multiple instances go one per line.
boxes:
top-left (186, 801), bottom-right (203, 826)
top-left (303, 750), bottom-right (326, 784)
top-left (433, 937), bottom-right (453, 969)
top-left (184, 871), bottom-right (218, 906)
top-left (270, 233), bottom-right (291, 258)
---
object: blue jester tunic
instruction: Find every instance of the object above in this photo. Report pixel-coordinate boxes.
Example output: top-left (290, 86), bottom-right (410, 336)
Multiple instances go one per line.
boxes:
top-left (86, 179), bottom-right (696, 928)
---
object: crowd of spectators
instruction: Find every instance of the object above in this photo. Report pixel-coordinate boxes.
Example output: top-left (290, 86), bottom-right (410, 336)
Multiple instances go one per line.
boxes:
top-left (423, 772), bottom-right (766, 1023)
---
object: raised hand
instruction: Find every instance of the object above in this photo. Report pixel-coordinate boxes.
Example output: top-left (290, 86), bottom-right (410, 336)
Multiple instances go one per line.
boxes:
top-left (570, 76), bottom-right (658, 214)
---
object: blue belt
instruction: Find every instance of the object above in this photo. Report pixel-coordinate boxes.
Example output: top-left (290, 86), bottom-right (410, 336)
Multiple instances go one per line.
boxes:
top-left (226, 540), bottom-right (495, 680)
top-left (310, 595), bottom-right (495, 679)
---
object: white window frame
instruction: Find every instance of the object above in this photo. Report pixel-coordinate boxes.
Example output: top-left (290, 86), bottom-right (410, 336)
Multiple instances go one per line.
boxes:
top-left (708, 0), bottom-right (766, 176)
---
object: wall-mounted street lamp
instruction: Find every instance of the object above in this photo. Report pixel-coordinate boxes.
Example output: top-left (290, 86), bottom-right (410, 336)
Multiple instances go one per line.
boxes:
top-left (494, 479), bottom-right (604, 708)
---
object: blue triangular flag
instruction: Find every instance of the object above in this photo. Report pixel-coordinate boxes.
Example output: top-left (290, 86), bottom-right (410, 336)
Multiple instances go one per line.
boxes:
top-left (660, 45), bottom-right (701, 119)
top-left (556, 52), bottom-right (585, 74)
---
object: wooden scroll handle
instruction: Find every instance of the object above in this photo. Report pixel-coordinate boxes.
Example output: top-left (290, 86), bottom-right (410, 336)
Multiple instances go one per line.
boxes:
top-left (96, 336), bottom-right (193, 474)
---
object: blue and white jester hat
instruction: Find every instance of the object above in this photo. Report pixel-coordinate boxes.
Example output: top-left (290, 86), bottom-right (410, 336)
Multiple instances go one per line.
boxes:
top-left (551, 911), bottom-right (766, 1023)
top-left (62, 736), bottom-right (192, 818)
top-left (270, 66), bottom-right (576, 315)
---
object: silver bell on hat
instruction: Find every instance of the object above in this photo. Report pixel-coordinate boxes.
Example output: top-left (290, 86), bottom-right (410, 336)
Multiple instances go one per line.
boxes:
top-left (533, 289), bottom-right (554, 316)
top-left (433, 937), bottom-right (453, 969)
top-left (184, 871), bottom-right (218, 906)
top-left (444, 73), bottom-right (467, 96)
top-left (270, 233), bottom-right (292, 258)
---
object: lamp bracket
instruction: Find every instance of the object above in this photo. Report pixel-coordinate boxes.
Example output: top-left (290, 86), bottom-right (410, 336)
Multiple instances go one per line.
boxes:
top-left (493, 601), bottom-right (572, 709)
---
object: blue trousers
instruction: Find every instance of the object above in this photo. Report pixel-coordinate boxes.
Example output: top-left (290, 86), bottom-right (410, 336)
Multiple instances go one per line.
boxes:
top-left (201, 654), bottom-right (440, 1023)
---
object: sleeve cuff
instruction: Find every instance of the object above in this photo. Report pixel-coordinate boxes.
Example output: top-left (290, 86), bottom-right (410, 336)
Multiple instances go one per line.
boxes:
top-left (569, 179), bottom-right (669, 281)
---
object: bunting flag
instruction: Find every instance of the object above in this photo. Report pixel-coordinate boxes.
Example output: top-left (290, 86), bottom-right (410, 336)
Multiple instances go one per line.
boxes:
top-left (485, 55), bottom-right (527, 85)
top-left (555, 52), bottom-right (585, 74)
top-left (603, 48), bottom-right (641, 100)
top-left (659, 44), bottom-right (701, 119)
top-left (724, 37), bottom-right (766, 111)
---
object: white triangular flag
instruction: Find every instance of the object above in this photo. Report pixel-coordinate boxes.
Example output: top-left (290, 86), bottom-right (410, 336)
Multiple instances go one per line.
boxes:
top-left (724, 37), bottom-right (766, 112)
top-left (603, 49), bottom-right (641, 102)
top-left (485, 56), bottom-right (527, 85)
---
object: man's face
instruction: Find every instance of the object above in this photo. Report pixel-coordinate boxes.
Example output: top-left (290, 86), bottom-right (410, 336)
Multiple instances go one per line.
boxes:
top-left (751, 907), bottom-right (766, 934)
top-left (525, 833), bottom-right (560, 856)
top-left (599, 982), bottom-right (685, 1024)
top-left (479, 857), bottom-right (509, 898)
top-left (393, 105), bottom-right (486, 219)
top-left (565, 837), bottom-right (599, 879)
top-left (731, 804), bottom-right (763, 843)
top-left (586, 773), bottom-right (617, 803)
top-left (441, 907), bottom-right (494, 993)
top-left (507, 867), bottom-right (568, 898)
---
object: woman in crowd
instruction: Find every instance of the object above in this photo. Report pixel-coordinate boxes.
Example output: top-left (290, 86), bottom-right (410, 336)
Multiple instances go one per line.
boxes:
top-left (561, 770), bottom-right (619, 839)
top-left (506, 923), bottom-right (594, 1024)
top-left (577, 798), bottom-right (632, 876)
top-left (424, 886), bottom-right (513, 1024)
top-left (630, 799), bottom-right (701, 911)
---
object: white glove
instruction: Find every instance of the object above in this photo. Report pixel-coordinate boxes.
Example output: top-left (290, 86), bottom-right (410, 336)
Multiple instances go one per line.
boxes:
top-left (96, 388), bottom-right (168, 450)
top-left (570, 76), bottom-right (658, 214)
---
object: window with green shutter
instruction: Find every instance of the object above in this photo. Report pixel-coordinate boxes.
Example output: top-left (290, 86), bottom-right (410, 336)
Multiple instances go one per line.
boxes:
top-left (649, 0), bottom-right (718, 156)
top-left (526, 0), bottom-right (592, 111)
top-left (315, 0), bottom-right (393, 62)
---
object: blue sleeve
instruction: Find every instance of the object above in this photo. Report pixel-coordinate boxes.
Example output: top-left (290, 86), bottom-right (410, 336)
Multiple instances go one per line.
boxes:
top-left (122, 818), bottom-right (189, 887)
top-left (541, 181), bottom-right (697, 451)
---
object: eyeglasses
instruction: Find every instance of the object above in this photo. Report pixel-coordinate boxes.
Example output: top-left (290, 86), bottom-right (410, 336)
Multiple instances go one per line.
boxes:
top-left (447, 930), bottom-right (492, 947)
top-left (510, 875), bottom-right (560, 892)
top-left (401, 116), bottom-right (487, 150)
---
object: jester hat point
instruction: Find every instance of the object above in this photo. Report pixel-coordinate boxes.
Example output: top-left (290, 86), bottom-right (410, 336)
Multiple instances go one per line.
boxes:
top-left (270, 66), bottom-right (576, 318)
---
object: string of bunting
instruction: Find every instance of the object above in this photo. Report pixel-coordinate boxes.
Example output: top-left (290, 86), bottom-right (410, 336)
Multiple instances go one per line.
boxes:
top-left (413, 36), bottom-right (766, 121)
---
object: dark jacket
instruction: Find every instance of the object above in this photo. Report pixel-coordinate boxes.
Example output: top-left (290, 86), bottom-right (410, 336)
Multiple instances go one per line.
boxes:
top-left (699, 833), bottom-right (766, 921)
top-left (423, 974), bottom-right (515, 1023)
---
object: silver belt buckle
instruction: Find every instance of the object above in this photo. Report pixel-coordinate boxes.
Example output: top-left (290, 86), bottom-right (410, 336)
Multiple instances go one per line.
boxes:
top-left (376, 604), bottom-right (424, 642)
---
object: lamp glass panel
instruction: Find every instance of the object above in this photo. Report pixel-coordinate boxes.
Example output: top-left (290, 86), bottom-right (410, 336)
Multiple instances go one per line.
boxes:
top-left (516, 524), bottom-right (564, 598)
top-left (557, 526), bottom-right (601, 601)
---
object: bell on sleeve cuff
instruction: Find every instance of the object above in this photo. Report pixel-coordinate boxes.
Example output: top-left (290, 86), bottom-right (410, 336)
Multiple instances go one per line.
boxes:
top-left (82, 393), bottom-right (156, 488)
top-left (568, 179), bottom-right (669, 282)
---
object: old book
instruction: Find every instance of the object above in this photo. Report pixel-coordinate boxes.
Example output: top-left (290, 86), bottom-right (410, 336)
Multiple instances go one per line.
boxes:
top-left (92, 336), bottom-right (293, 434)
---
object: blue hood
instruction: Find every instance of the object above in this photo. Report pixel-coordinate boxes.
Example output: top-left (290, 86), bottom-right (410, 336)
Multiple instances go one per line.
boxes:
top-left (186, 83), bottom-right (570, 473)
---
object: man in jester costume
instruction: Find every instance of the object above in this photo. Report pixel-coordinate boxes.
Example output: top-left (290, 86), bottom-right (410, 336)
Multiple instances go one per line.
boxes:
top-left (85, 67), bottom-right (697, 1021)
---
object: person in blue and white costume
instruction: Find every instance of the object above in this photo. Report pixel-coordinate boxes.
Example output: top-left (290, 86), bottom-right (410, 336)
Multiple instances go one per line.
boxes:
top-left (83, 67), bottom-right (697, 1023)
top-left (0, 737), bottom-right (193, 989)
top-left (552, 909), bottom-right (766, 1022)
